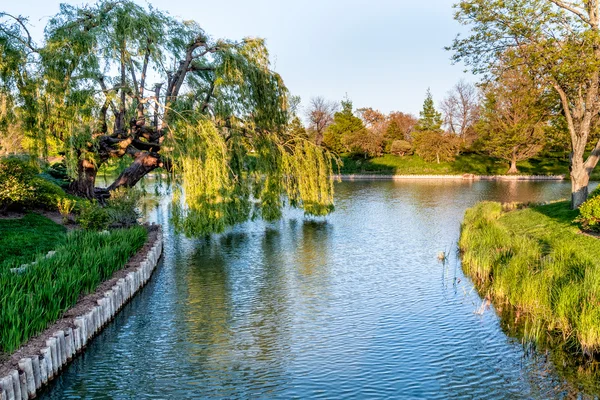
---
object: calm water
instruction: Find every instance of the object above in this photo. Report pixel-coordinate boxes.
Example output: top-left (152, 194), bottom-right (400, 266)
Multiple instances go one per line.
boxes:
top-left (41, 180), bottom-right (599, 399)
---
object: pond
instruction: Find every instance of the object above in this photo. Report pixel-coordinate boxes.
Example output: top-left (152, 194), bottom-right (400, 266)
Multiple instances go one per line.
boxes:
top-left (40, 180), bottom-right (599, 399)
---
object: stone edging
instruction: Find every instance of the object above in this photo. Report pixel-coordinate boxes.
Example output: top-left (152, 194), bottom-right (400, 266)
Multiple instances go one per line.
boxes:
top-left (335, 174), bottom-right (566, 181)
top-left (0, 227), bottom-right (163, 400)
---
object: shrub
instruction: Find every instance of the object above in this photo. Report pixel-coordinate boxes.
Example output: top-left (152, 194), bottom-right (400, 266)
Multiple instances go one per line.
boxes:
top-left (76, 200), bottom-right (110, 230)
top-left (0, 157), bottom-right (67, 211)
top-left (106, 187), bottom-right (142, 227)
top-left (57, 198), bottom-right (76, 223)
top-left (390, 140), bottom-right (413, 156)
top-left (577, 192), bottom-right (600, 232)
top-left (31, 177), bottom-right (66, 210)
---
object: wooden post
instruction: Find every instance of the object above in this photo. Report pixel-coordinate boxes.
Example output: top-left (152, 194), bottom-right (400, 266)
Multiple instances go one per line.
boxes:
top-left (17, 359), bottom-right (35, 399)
top-left (30, 356), bottom-right (41, 390)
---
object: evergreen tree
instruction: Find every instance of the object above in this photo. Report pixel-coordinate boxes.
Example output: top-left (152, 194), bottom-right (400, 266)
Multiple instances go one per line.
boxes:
top-left (416, 89), bottom-right (443, 132)
top-left (323, 99), bottom-right (365, 154)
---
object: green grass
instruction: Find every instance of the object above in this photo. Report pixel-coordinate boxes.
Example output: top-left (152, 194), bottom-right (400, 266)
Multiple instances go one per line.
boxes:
top-left (338, 153), bottom-right (574, 176)
top-left (0, 226), bottom-right (147, 353)
top-left (460, 200), bottom-right (600, 355)
top-left (0, 213), bottom-right (67, 271)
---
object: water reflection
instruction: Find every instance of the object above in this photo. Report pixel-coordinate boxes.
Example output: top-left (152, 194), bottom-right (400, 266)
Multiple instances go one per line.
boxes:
top-left (41, 179), bottom-right (600, 399)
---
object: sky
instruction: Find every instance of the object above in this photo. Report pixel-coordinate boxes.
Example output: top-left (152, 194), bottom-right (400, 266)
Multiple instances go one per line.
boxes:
top-left (4, 0), bottom-right (476, 117)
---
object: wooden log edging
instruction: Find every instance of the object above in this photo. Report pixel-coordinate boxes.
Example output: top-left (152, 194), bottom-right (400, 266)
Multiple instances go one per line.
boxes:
top-left (0, 227), bottom-right (163, 400)
top-left (335, 174), bottom-right (566, 181)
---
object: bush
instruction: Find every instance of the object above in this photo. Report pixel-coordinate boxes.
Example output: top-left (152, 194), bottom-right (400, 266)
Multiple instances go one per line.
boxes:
top-left (390, 140), bottom-right (413, 156)
top-left (0, 157), bottom-right (68, 211)
top-left (76, 200), bottom-right (110, 230)
top-left (106, 187), bottom-right (142, 227)
top-left (0, 157), bottom-right (37, 210)
top-left (31, 177), bottom-right (66, 210)
top-left (577, 192), bottom-right (600, 232)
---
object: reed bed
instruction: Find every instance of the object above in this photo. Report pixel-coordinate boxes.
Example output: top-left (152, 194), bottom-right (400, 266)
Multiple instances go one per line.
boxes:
top-left (460, 201), bottom-right (600, 356)
top-left (0, 226), bottom-right (147, 353)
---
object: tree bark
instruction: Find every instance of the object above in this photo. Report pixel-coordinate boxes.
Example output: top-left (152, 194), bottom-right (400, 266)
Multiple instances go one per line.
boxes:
top-left (107, 152), bottom-right (166, 191)
top-left (70, 159), bottom-right (97, 199)
top-left (507, 152), bottom-right (518, 174)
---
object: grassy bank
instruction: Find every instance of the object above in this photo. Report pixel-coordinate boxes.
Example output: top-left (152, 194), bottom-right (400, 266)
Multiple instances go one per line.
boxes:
top-left (460, 201), bottom-right (600, 355)
top-left (0, 213), bottom-right (67, 271)
top-left (339, 153), bottom-right (574, 176)
top-left (0, 216), bottom-right (147, 353)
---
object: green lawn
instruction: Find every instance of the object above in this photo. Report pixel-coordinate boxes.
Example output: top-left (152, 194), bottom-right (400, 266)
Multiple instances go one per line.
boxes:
top-left (338, 153), bottom-right (575, 176)
top-left (0, 213), bottom-right (67, 271)
top-left (460, 201), bottom-right (600, 356)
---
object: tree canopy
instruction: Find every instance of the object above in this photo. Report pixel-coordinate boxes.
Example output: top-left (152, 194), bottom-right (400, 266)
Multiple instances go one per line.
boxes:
top-left (451, 0), bottom-right (600, 207)
top-left (0, 1), bottom-right (335, 236)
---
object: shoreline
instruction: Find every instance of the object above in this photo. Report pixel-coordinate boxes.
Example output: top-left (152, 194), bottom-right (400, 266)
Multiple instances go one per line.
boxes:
top-left (0, 225), bottom-right (163, 400)
top-left (335, 174), bottom-right (566, 181)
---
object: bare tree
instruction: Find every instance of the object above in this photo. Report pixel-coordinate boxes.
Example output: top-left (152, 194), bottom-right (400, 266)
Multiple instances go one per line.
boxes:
top-left (306, 96), bottom-right (337, 146)
top-left (440, 80), bottom-right (480, 144)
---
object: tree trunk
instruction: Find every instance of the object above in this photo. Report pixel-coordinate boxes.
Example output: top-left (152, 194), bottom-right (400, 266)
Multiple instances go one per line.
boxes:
top-left (107, 152), bottom-right (163, 191)
top-left (70, 159), bottom-right (97, 199)
top-left (315, 130), bottom-right (324, 147)
top-left (571, 154), bottom-right (591, 209)
top-left (507, 153), bottom-right (518, 174)
top-left (571, 173), bottom-right (590, 209)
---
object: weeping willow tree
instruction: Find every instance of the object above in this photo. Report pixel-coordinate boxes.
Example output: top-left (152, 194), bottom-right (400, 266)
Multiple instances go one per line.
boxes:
top-left (0, 1), bottom-right (334, 235)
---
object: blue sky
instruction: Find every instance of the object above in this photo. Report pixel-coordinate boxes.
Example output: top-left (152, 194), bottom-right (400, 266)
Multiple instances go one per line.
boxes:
top-left (5, 0), bottom-right (476, 116)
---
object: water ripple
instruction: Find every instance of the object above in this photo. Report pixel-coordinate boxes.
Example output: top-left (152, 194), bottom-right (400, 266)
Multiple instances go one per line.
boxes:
top-left (40, 181), bottom-right (599, 399)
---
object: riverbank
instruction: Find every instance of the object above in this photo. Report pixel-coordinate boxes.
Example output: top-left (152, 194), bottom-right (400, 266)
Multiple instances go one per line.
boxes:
top-left (337, 174), bottom-right (565, 181)
top-left (459, 201), bottom-right (600, 357)
top-left (337, 154), bottom-right (585, 178)
top-left (0, 224), bottom-right (162, 400)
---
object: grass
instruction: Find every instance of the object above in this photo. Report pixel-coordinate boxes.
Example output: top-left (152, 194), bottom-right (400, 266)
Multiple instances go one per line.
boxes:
top-left (0, 213), bottom-right (67, 271)
top-left (0, 225), bottom-right (147, 353)
top-left (338, 153), bottom-right (576, 176)
top-left (459, 200), bottom-right (600, 356)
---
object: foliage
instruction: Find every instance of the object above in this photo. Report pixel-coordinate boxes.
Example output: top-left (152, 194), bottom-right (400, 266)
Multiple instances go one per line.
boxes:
top-left (76, 200), bottom-right (110, 231)
top-left (475, 67), bottom-right (547, 173)
top-left (390, 140), bottom-right (413, 156)
top-left (450, 0), bottom-right (600, 206)
top-left (106, 187), bottom-right (142, 227)
top-left (0, 157), bottom-right (37, 210)
top-left (416, 89), bottom-right (443, 132)
top-left (412, 131), bottom-right (460, 164)
top-left (576, 188), bottom-right (600, 232)
top-left (0, 225), bottom-right (147, 352)
top-left (0, 213), bottom-right (67, 269)
top-left (0, 156), bottom-right (67, 210)
top-left (323, 99), bottom-right (366, 154)
top-left (57, 197), bottom-right (76, 223)
top-left (338, 153), bottom-right (571, 176)
top-left (342, 128), bottom-right (385, 158)
top-left (0, 1), bottom-right (336, 234)
top-left (460, 200), bottom-right (600, 355)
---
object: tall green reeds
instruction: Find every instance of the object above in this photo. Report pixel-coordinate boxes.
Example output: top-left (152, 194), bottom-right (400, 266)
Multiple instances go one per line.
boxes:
top-left (460, 201), bottom-right (600, 356)
top-left (0, 227), bottom-right (147, 353)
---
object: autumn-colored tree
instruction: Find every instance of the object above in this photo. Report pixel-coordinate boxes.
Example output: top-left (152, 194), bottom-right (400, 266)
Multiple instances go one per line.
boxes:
top-left (386, 112), bottom-right (418, 142)
top-left (476, 69), bottom-right (548, 174)
top-left (390, 140), bottom-right (413, 156)
top-left (451, 0), bottom-right (600, 207)
top-left (413, 131), bottom-right (461, 164)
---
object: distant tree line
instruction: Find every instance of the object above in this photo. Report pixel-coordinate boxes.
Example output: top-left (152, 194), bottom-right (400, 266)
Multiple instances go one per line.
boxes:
top-left (297, 67), bottom-right (567, 174)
